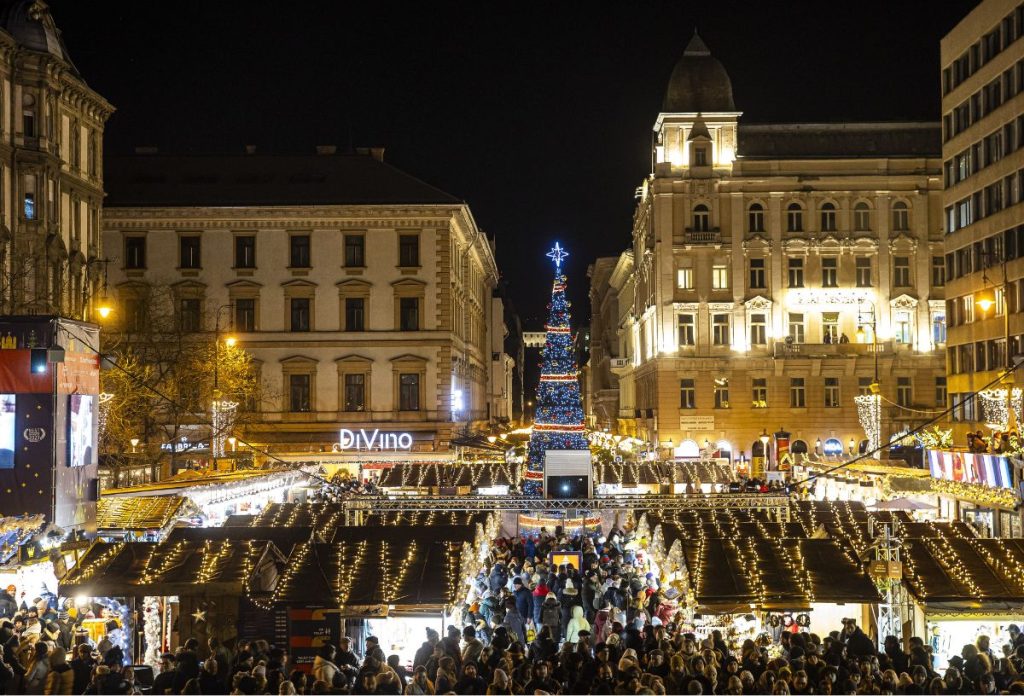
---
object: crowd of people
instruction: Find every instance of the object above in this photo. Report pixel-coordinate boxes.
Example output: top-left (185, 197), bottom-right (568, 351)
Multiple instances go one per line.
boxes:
top-left (966, 430), bottom-right (1018, 455)
top-left (3, 527), bottom-right (1024, 694)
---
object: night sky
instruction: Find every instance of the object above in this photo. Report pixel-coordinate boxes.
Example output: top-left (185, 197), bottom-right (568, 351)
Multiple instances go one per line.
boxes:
top-left (52, 0), bottom-right (977, 328)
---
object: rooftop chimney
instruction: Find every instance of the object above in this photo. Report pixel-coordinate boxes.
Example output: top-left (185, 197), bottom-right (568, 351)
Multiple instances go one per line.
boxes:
top-left (244, 145), bottom-right (257, 154)
top-left (134, 146), bottom-right (158, 155)
top-left (315, 145), bottom-right (337, 155)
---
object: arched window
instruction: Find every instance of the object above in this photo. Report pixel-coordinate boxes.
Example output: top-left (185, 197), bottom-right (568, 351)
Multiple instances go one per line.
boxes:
top-left (693, 204), bottom-right (710, 232)
top-left (853, 202), bottom-right (871, 231)
top-left (791, 439), bottom-right (809, 454)
top-left (787, 203), bottom-right (803, 232)
top-left (820, 202), bottom-right (837, 232)
top-left (21, 93), bottom-right (35, 137)
top-left (823, 438), bottom-right (843, 456)
top-left (676, 439), bottom-right (701, 458)
top-left (747, 203), bottom-right (765, 233)
top-left (892, 201), bottom-right (910, 231)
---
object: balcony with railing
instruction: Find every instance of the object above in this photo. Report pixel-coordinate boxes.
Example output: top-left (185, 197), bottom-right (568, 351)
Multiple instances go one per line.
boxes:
top-left (772, 340), bottom-right (895, 359)
top-left (680, 227), bottom-right (722, 244)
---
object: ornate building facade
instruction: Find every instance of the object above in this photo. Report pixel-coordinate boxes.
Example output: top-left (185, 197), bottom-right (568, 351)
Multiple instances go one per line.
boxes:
top-left (0, 0), bottom-right (114, 318)
top-left (941, 0), bottom-right (1024, 437)
top-left (591, 33), bottom-right (947, 462)
top-left (102, 149), bottom-right (509, 453)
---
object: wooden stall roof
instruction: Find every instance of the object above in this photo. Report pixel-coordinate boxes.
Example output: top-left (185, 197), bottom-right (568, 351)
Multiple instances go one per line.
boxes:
top-left (59, 540), bottom-right (285, 597)
top-left (670, 461), bottom-right (737, 485)
top-left (95, 496), bottom-right (198, 531)
top-left (0, 514), bottom-right (46, 564)
top-left (377, 462), bottom-right (519, 489)
top-left (901, 537), bottom-right (1024, 609)
top-left (165, 526), bottom-right (317, 551)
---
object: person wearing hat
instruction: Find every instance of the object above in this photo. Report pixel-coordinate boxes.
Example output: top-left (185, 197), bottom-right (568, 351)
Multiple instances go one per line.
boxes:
top-left (413, 627), bottom-right (439, 670)
top-left (559, 578), bottom-right (582, 635)
top-left (460, 625), bottom-right (483, 666)
top-left (511, 577), bottom-right (532, 624)
top-left (540, 592), bottom-right (561, 639)
top-left (530, 573), bottom-right (548, 625)
top-left (0, 587), bottom-right (14, 620)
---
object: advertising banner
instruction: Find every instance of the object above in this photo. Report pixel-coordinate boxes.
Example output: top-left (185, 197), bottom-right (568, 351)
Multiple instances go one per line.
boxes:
top-left (927, 450), bottom-right (1014, 489)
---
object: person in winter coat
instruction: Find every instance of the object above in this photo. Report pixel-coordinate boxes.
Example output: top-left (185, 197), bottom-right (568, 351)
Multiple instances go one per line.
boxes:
top-left (487, 562), bottom-right (507, 595)
top-left (531, 576), bottom-right (548, 625)
top-left (413, 628), bottom-right (439, 669)
top-left (43, 646), bottom-right (73, 695)
top-left (540, 593), bottom-right (561, 638)
top-left (0, 590), bottom-right (15, 620)
top-left (565, 605), bottom-right (591, 645)
top-left (501, 598), bottom-right (527, 646)
top-left (559, 578), bottom-right (583, 631)
top-left (24, 641), bottom-right (50, 694)
top-left (511, 578), bottom-right (532, 623)
top-left (582, 572), bottom-right (602, 622)
top-left (841, 619), bottom-right (875, 659)
top-left (312, 644), bottom-right (341, 688)
top-left (592, 606), bottom-right (612, 646)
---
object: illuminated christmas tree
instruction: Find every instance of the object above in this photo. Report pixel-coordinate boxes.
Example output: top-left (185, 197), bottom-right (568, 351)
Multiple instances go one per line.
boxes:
top-left (525, 243), bottom-right (589, 496)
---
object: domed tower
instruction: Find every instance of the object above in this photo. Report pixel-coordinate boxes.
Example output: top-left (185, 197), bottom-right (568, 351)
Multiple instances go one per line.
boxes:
top-left (653, 32), bottom-right (740, 174)
top-left (0, 0), bottom-right (114, 318)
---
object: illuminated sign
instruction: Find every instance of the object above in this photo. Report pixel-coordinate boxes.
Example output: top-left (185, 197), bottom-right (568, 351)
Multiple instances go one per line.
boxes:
top-left (339, 428), bottom-right (412, 451)
top-left (927, 450), bottom-right (1013, 490)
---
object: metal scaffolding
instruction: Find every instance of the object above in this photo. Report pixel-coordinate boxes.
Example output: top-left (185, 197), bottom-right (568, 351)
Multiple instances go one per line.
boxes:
top-left (341, 493), bottom-right (791, 525)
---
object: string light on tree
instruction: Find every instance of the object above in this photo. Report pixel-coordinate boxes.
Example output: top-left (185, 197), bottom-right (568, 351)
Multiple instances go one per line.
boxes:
top-left (854, 394), bottom-right (881, 458)
top-left (525, 243), bottom-right (590, 496)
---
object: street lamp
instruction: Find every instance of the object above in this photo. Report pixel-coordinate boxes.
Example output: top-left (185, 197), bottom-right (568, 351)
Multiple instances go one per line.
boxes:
top-left (227, 436), bottom-right (236, 452)
top-left (130, 438), bottom-right (139, 453)
top-left (213, 304), bottom-right (236, 393)
top-left (848, 438), bottom-right (855, 455)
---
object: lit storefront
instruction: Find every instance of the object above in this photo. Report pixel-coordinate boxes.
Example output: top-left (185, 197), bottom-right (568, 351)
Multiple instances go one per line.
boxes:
top-left (926, 450), bottom-right (1022, 537)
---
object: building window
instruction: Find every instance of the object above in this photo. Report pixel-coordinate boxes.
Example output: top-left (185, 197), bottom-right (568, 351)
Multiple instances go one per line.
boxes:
top-left (711, 264), bottom-right (728, 290)
top-left (178, 299), bottom-right (201, 332)
top-left (125, 237), bottom-right (146, 269)
top-left (399, 234), bottom-right (420, 267)
top-left (749, 258), bottom-right (766, 289)
top-left (821, 257), bottom-right (838, 287)
top-left (399, 373), bottom-right (420, 411)
top-left (694, 147), bottom-right (707, 166)
top-left (893, 257), bottom-right (910, 287)
top-left (788, 258), bottom-right (804, 287)
top-left (290, 234), bottom-right (311, 268)
top-left (344, 373), bottom-right (366, 412)
top-left (678, 314), bottom-right (695, 346)
top-left (933, 312), bottom-right (947, 344)
top-left (179, 236), bottom-right (201, 269)
top-left (858, 377), bottom-right (873, 395)
top-left (932, 256), bottom-right (945, 287)
top-left (897, 377), bottom-right (912, 407)
top-left (854, 202), bottom-right (871, 231)
top-left (680, 379), bottom-right (696, 409)
top-left (935, 376), bottom-right (947, 406)
top-left (399, 297), bottom-right (420, 331)
top-left (748, 203), bottom-right (765, 233)
top-left (234, 235), bottom-right (256, 268)
top-left (822, 312), bottom-right (839, 343)
top-left (820, 202), bottom-right (837, 232)
top-left (790, 378), bottom-right (806, 407)
top-left (892, 201), bottom-right (910, 231)
top-left (894, 310), bottom-right (912, 344)
top-left (787, 203), bottom-right (803, 232)
top-left (752, 378), bottom-right (768, 408)
top-left (124, 297), bottom-right (147, 333)
top-left (788, 313), bottom-right (805, 343)
top-left (856, 257), bottom-right (872, 287)
top-left (712, 314), bottom-right (730, 346)
top-left (345, 297), bottom-right (365, 331)
top-left (824, 377), bottom-right (840, 408)
top-left (234, 299), bottom-right (256, 332)
top-left (344, 235), bottom-right (365, 267)
top-left (677, 268), bottom-right (693, 289)
top-left (289, 374), bottom-right (312, 412)
top-left (23, 193), bottom-right (33, 220)
top-left (290, 298), bottom-right (311, 332)
top-left (692, 204), bottom-right (710, 232)
top-left (714, 378), bottom-right (730, 409)
top-left (750, 314), bottom-right (767, 345)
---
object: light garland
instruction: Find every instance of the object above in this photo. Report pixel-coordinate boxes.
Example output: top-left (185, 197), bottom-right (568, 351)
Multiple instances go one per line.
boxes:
top-left (142, 596), bottom-right (162, 671)
top-left (977, 388), bottom-right (1023, 430)
top-left (931, 478), bottom-right (1019, 508)
top-left (210, 398), bottom-right (238, 458)
top-left (854, 394), bottom-right (881, 458)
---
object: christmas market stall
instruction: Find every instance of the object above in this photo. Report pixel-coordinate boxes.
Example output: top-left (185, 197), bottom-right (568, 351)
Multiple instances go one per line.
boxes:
top-left (58, 539), bottom-right (286, 668)
top-left (899, 535), bottom-right (1024, 668)
top-left (925, 449), bottom-right (1021, 537)
top-left (593, 460), bottom-right (662, 495)
top-left (247, 501), bottom-right (496, 531)
top-left (95, 496), bottom-right (201, 540)
top-left (376, 461), bottom-right (520, 496)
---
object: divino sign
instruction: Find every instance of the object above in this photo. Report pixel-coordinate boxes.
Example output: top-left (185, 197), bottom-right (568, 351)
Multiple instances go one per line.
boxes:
top-left (338, 428), bottom-right (413, 451)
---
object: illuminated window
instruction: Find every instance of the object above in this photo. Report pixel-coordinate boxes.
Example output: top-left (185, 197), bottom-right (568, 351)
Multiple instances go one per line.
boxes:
top-left (790, 378), bottom-right (806, 407)
top-left (677, 268), bottom-right (694, 289)
top-left (854, 202), bottom-right (871, 231)
top-left (821, 257), bottom-right (838, 287)
top-left (787, 203), bottom-right (803, 232)
top-left (678, 314), bottom-right (695, 346)
top-left (23, 193), bottom-right (34, 220)
top-left (788, 258), bottom-right (804, 288)
top-left (712, 314), bottom-right (730, 345)
top-left (693, 204), bottom-right (710, 232)
top-left (750, 313), bottom-right (767, 345)
top-left (824, 377), bottom-right (840, 408)
top-left (714, 378), bottom-right (730, 409)
top-left (752, 378), bottom-right (768, 408)
top-left (893, 257), bottom-right (910, 287)
top-left (820, 202), bottom-right (837, 232)
top-left (749, 258), bottom-right (766, 289)
top-left (712, 265), bottom-right (729, 290)
top-left (680, 379), bottom-right (696, 409)
top-left (933, 312), bottom-right (947, 344)
top-left (856, 257), bottom-right (872, 287)
top-left (822, 312), bottom-right (839, 343)
top-left (892, 201), bottom-right (910, 231)
top-left (788, 313), bottom-right (805, 343)
top-left (748, 203), bottom-right (765, 233)
top-left (894, 310), bottom-right (912, 344)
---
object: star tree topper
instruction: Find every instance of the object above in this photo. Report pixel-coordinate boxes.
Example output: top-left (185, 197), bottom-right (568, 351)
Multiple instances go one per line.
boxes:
top-left (546, 242), bottom-right (568, 271)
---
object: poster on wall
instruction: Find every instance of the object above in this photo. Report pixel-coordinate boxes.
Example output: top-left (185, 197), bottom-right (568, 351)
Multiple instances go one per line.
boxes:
top-left (68, 394), bottom-right (96, 468)
top-left (927, 450), bottom-right (1013, 489)
top-left (0, 394), bottom-right (14, 469)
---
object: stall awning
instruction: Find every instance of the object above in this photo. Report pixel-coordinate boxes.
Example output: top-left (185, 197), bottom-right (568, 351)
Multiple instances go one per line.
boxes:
top-left (901, 537), bottom-right (1024, 605)
top-left (377, 462), bottom-right (518, 489)
top-left (95, 496), bottom-right (199, 532)
top-left (250, 502), bottom-right (491, 532)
